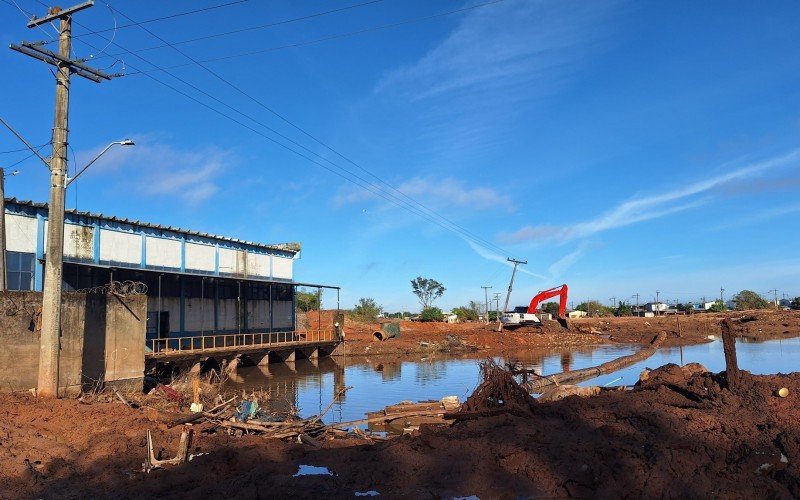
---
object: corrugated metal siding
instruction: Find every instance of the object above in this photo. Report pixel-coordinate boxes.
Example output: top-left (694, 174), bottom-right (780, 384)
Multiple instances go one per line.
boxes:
top-left (64, 223), bottom-right (94, 260)
top-left (246, 252), bottom-right (270, 278)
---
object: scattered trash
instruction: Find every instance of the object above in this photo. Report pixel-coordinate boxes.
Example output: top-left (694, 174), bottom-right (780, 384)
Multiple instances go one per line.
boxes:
top-left (293, 465), bottom-right (333, 477)
top-left (235, 400), bottom-right (259, 422)
top-left (776, 387), bottom-right (789, 398)
top-left (144, 426), bottom-right (192, 472)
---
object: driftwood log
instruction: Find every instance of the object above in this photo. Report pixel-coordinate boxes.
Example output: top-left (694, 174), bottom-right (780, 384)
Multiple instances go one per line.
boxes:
top-left (521, 331), bottom-right (667, 392)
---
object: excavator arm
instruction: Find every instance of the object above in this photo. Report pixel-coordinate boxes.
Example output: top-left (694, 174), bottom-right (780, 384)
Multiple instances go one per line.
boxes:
top-left (527, 284), bottom-right (569, 317)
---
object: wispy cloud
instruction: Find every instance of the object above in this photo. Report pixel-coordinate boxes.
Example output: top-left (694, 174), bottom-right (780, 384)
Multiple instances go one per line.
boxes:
top-left (376, 0), bottom-right (619, 101)
top-left (371, 0), bottom-right (622, 156)
top-left (334, 176), bottom-right (513, 212)
top-left (465, 239), bottom-right (548, 280)
top-left (501, 149), bottom-right (800, 245)
top-left (548, 241), bottom-right (592, 278)
top-left (75, 134), bottom-right (233, 205)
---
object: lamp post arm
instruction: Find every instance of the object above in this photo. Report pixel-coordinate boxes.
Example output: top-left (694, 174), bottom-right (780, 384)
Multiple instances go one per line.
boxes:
top-left (65, 142), bottom-right (116, 187)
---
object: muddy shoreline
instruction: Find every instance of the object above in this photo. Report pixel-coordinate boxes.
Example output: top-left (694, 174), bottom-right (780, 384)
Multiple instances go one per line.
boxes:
top-left (334, 309), bottom-right (800, 359)
top-left (2, 310), bottom-right (799, 498)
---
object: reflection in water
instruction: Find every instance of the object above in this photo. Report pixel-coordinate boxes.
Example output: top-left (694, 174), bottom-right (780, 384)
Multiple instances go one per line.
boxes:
top-left (226, 337), bottom-right (800, 426)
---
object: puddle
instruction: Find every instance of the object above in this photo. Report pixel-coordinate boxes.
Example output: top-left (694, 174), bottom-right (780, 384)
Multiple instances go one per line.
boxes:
top-left (226, 337), bottom-right (800, 426)
top-left (293, 465), bottom-right (333, 477)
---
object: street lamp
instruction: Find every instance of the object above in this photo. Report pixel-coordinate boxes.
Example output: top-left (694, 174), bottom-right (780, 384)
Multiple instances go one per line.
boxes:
top-left (65, 139), bottom-right (134, 186)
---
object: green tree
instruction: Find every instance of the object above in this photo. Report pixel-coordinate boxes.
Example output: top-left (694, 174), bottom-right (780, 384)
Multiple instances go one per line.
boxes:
top-left (419, 307), bottom-right (443, 322)
top-left (792, 297), bottom-right (800, 310)
top-left (733, 290), bottom-right (769, 310)
top-left (453, 303), bottom-right (479, 321)
top-left (296, 288), bottom-right (321, 312)
top-left (614, 302), bottom-right (633, 317)
top-left (541, 302), bottom-right (560, 316)
top-left (411, 277), bottom-right (445, 309)
top-left (676, 303), bottom-right (694, 313)
top-left (351, 297), bottom-right (382, 322)
top-left (576, 300), bottom-right (609, 316)
top-left (708, 300), bottom-right (726, 312)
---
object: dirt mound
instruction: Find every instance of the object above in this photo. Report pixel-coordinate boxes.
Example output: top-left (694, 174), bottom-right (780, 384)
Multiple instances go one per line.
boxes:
top-left (3, 365), bottom-right (800, 498)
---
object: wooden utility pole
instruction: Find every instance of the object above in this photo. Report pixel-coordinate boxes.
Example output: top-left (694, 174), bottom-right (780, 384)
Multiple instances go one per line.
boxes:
top-left (481, 286), bottom-right (492, 324)
top-left (0, 169), bottom-right (6, 291)
top-left (498, 258), bottom-right (526, 332)
top-left (11, 1), bottom-right (112, 397)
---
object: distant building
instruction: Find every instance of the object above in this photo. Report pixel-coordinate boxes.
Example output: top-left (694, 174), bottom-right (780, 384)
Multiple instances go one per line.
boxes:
top-left (693, 302), bottom-right (716, 311)
top-left (567, 310), bottom-right (587, 319)
top-left (644, 302), bottom-right (668, 313)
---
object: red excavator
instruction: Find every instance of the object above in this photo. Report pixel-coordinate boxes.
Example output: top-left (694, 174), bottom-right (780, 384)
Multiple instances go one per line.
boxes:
top-left (500, 284), bottom-right (569, 329)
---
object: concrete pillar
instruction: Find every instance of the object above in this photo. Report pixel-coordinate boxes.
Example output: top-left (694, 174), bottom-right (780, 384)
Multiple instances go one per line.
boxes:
top-left (308, 347), bottom-right (319, 360)
top-left (282, 350), bottom-right (296, 363)
top-left (256, 351), bottom-right (271, 367)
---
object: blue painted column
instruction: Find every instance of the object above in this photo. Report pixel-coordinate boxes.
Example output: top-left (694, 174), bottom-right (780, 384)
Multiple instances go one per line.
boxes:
top-left (140, 233), bottom-right (146, 269)
top-left (92, 221), bottom-right (100, 264)
top-left (180, 237), bottom-right (186, 273)
top-left (34, 214), bottom-right (45, 291)
top-left (214, 243), bottom-right (220, 276)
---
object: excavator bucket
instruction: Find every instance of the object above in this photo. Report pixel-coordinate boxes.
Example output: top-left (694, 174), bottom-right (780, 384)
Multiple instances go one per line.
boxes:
top-left (557, 317), bottom-right (570, 330)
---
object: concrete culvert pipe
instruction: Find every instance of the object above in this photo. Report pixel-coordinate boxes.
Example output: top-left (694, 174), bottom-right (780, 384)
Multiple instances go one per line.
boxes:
top-left (374, 322), bottom-right (400, 341)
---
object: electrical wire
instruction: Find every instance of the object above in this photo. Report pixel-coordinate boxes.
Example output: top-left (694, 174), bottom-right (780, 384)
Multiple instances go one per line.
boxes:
top-left (107, 1), bottom-right (512, 257)
top-left (24, 1), bottom-right (515, 259)
top-left (51, 0), bottom-right (251, 43)
top-left (91, 0), bottom-right (390, 61)
top-left (2, 143), bottom-right (50, 169)
top-left (6, 0), bottom-right (58, 43)
top-left (0, 143), bottom-right (49, 154)
top-left (120, 0), bottom-right (506, 74)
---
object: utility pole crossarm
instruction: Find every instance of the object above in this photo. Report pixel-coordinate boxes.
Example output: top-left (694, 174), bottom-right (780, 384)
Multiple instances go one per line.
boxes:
top-left (10, 42), bottom-right (112, 83)
top-left (26, 0), bottom-right (94, 27)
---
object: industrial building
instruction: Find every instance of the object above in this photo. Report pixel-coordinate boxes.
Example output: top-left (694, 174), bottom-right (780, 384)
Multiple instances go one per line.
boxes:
top-left (3, 198), bottom-right (337, 347)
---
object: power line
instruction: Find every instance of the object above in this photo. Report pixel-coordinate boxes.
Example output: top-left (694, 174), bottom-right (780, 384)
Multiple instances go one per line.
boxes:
top-left (43, 0), bottom-right (251, 43)
top-left (66, 24), bottom-right (511, 257)
top-left (121, 0), bottom-right (507, 75)
top-left (102, 2), bottom-right (513, 256)
top-left (0, 142), bottom-right (49, 154)
top-left (92, 0), bottom-right (390, 61)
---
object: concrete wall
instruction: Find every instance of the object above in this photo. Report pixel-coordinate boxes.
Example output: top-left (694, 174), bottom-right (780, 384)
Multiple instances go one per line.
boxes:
top-left (0, 291), bottom-right (147, 394)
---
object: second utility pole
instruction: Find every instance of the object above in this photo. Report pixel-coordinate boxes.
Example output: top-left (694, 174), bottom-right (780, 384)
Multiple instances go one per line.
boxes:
top-left (481, 286), bottom-right (492, 324)
top-left (498, 258), bottom-right (526, 332)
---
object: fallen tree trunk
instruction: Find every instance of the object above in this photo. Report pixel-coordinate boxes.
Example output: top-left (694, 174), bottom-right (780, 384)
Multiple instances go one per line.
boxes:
top-left (522, 331), bottom-right (667, 392)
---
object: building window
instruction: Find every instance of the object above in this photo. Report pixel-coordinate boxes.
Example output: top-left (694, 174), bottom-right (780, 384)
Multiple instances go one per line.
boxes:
top-left (7, 251), bottom-right (35, 290)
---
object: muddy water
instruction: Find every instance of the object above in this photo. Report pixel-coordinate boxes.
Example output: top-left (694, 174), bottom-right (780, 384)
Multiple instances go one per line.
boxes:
top-left (225, 337), bottom-right (800, 426)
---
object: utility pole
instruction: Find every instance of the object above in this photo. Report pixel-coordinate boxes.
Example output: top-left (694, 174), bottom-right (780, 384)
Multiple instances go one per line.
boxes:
top-left (498, 258), bottom-right (526, 331)
top-left (609, 296), bottom-right (616, 308)
top-left (769, 289), bottom-right (778, 306)
top-left (11, 1), bottom-right (113, 397)
top-left (493, 292), bottom-right (501, 324)
top-left (655, 290), bottom-right (660, 304)
top-left (720, 287), bottom-right (725, 305)
top-left (481, 286), bottom-right (492, 324)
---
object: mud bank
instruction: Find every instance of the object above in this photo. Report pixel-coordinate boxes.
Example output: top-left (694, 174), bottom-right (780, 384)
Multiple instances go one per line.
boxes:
top-left (3, 363), bottom-right (799, 498)
top-left (337, 310), bottom-right (800, 358)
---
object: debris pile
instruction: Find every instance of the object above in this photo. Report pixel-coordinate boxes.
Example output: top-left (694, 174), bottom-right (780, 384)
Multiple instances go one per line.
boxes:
top-left (450, 359), bottom-right (537, 420)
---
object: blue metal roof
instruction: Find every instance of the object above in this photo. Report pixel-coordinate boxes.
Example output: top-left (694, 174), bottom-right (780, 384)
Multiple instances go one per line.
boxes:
top-left (4, 198), bottom-right (301, 256)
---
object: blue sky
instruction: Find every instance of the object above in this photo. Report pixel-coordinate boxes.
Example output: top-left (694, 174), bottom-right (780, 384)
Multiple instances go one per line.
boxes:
top-left (1, 0), bottom-right (799, 312)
